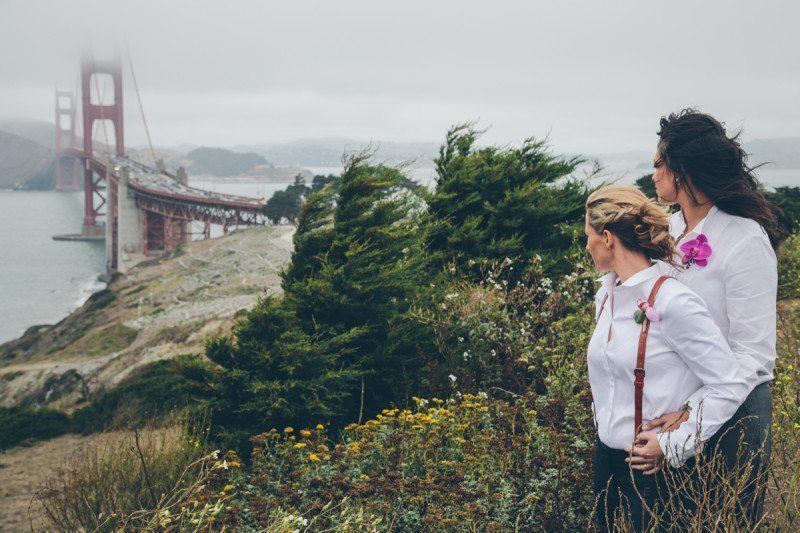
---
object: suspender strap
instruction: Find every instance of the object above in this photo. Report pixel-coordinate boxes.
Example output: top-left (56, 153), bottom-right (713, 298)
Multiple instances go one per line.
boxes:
top-left (634, 275), bottom-right (671, 435)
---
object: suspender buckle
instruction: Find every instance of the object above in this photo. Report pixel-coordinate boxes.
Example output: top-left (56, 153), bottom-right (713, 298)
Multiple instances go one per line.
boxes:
top-left (634, 367), bottom-right (646, 379)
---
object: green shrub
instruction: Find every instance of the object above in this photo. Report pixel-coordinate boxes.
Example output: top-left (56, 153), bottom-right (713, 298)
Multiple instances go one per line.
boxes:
top-left (765, 186), bottom-right (800, 235)
top-left (198, 153), bottom-right (430, 453)
top-left (72, 354), bottom-right (212, 434)
top-left (778, 232), bottom-right (800, 300)
top-left (424, 124), bottom-right (592, 280)
top-left (0, 406), bottom-right (71, 450)
top-left (634, 173), bottom-right (656, 198)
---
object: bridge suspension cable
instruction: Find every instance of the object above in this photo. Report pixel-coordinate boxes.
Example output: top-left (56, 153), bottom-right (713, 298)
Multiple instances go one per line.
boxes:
top-left (125, 44), bottom-right (158, 168)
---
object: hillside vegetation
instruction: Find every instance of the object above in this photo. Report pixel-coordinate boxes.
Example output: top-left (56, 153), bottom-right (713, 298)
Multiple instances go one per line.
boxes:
top-left (10, 123), bottom-right (800, 530)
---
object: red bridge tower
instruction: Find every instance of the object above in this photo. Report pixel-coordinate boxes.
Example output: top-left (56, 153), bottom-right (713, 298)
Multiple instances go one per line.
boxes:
top-left (81, 51), bottom-right (125, 237)
top-left (54, 90), bottom-right (80, 190)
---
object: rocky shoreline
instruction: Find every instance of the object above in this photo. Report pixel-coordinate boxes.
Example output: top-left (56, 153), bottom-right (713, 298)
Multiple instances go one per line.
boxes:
top-left (0, 225), bottom-right (294, 412)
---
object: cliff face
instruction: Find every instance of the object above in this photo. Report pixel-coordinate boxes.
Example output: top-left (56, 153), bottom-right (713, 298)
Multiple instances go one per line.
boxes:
top-left (0, 130), bottom-right (55, 189)
top-left (0, 225), bottom-right (294, 411)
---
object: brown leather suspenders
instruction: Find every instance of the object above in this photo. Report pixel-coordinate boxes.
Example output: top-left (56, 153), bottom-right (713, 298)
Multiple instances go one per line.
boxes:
top-left (634, 275), bottom-right (670, 435)
top-left (595, 274), bottom-right (672, 436)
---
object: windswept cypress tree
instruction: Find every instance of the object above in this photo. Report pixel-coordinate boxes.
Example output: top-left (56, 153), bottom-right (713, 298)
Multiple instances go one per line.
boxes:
top-left (201, 153), bottom-right (428, 451)
top-left (425, 124), bottom-right (591, 276)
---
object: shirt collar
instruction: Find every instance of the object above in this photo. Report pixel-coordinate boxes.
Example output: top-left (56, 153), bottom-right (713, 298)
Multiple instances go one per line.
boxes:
top-left (597, 263), bottom-right (660, 291)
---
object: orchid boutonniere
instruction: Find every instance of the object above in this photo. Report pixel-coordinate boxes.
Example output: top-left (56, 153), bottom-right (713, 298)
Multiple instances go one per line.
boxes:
top-left (680, 234), bottom-right (712, 268)
top-left (634, 299), bottom-right (660, 324)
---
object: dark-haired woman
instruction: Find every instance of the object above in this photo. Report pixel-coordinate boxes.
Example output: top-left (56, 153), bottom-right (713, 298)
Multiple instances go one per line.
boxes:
top-left (633, 109), bottom-right (782, 526)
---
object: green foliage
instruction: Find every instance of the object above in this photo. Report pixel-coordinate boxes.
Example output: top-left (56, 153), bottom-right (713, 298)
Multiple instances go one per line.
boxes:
top-left (424, 124), bottom-right (590, 278)
top-left (311, 173), bottom-right (340, 193)
top-left (176, 388), bottom-right (596, 531)
top-left (0, 406), bottom-right (71, 450)
top-left (778, 231), bottom-right (800, 299)
top-left (72, 355), bottom-right (212, 434)
top-left (262, 175), bottom-right (313, 224)
top-left (413, 246), bottom-right (596, 395)
top-left (635, 173), bottom-right (656, 198)
top-left (57, 322), bottom-right (138, 359)
top-left (199, 153), bottom-right (429, 452)
top-left (765, 186), bottom-right (800, 235)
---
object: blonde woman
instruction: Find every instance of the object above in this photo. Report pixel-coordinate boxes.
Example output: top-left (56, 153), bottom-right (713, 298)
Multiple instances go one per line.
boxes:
top-left (584, 185), bottom-right (748, 531)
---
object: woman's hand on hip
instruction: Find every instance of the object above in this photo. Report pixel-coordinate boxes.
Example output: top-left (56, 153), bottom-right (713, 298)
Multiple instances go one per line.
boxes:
top-left (641, 409), bottom-right (690, 433)
top-left (624, 432), bottom-right (665, 475)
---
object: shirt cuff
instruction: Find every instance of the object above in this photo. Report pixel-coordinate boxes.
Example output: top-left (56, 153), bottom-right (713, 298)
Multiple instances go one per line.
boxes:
top-left (657, 431), bottom-right (703, 468)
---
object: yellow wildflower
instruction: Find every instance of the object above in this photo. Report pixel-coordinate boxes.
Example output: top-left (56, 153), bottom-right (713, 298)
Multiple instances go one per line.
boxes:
top-left (308, 453), bottom-right (321, 462)
top-left (223, 484), bottom-right (235, 491)
top-left (283, 427), bottom-right (294, 433)
top-left (316, 424), bottom-right (325, 430)
top-left (300, 430), bottom-right (312, 437)
top-left (293, 443), bottom-right (307, 449)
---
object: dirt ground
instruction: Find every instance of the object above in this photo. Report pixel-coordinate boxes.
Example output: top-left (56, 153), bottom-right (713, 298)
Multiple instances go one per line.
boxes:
top-left (0, 433), bottom-right (110, 532)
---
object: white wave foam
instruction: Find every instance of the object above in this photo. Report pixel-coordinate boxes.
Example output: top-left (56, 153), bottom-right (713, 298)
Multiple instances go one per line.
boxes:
top-left (75, 275), bottom-right (107, 307)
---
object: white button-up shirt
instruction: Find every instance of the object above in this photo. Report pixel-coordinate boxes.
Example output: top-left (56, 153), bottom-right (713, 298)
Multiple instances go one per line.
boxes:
top-left (658, 206), bottom-right (778, 391)
top-left (588, 264), bottom-right (749, 467)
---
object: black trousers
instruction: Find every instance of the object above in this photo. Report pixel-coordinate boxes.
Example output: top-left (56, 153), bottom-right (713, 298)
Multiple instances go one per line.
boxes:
top-left (703, 381), bottom-right (772, 528)
top-left (594, 439), bottom-right (669, 532)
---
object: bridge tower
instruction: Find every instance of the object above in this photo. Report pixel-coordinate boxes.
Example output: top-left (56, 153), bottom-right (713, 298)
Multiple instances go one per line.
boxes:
top-left (54, 90), bottom-right (80, 190)
top-left (80, 51), bottom-right (124, 237)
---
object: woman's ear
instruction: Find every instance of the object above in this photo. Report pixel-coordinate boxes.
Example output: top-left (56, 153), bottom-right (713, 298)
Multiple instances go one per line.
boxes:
top-left (602, 229), bottom-right (614, 249)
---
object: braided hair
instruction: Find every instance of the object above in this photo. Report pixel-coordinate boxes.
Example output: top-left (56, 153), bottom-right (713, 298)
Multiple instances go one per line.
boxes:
top-left (586, 185), bottom-right (680, 268)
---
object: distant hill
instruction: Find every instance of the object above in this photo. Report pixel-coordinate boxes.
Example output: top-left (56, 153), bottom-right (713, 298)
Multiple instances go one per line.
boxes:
top-left (231, 138), bottom-right (440, 167)
top-left (745, 137), bottom-right (800, 168)
top-left (588, 138), bottom-right (800, 173)
top-left (0, 120), bottom-right (55, 151)
top-left (0, 130), bottom-right (55, 190)
top-left (186, 147), bottom-right (270, 176)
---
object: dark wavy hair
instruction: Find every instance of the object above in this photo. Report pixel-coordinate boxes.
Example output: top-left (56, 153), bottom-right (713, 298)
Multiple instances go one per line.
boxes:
top-left (657, 109), bottom-right (785, 249)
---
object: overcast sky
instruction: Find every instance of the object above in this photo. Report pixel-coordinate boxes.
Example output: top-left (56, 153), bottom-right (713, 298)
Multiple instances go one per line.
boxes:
top-left (0, 0), bottom-right (798, 155)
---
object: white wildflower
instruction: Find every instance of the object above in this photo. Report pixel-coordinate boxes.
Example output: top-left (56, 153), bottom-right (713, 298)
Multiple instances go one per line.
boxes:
top-left (211, 450), bottom-right (220, 459)
top-left (448, 374), bottom-right (457, 383)
top-left (457, 336), bottom-right (464, 343)
top-left (478, 391), bottom-right (488, 399)
top-left (222, 459), bottom-right (229, 470)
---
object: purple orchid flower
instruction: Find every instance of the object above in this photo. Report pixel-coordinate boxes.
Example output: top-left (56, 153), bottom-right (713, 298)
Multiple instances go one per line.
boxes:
top-left (679, 233), bottom-right (712, 267)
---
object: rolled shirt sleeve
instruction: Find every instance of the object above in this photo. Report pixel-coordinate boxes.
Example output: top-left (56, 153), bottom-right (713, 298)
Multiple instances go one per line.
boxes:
top-left (656, 285), bottom-right (750, 467)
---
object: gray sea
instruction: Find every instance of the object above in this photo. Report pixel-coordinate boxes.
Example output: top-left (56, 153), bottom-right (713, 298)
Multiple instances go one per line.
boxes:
top-left (0, 166), bottom-right (796, 344)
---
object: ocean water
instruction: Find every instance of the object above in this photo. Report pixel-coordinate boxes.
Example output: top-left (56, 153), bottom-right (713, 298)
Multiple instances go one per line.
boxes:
top-left (0, 190), bottom-right (106, 343)
top-left (0, 166), bottom-right (796, 345)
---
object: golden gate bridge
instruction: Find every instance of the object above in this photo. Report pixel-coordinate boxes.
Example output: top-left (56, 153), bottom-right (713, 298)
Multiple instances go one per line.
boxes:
top-left (52, 50), bottom-right (269, 273)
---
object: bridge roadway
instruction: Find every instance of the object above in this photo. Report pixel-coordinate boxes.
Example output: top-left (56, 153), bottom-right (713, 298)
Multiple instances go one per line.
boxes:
top-left (61, 148), bottom-right (269, 272)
